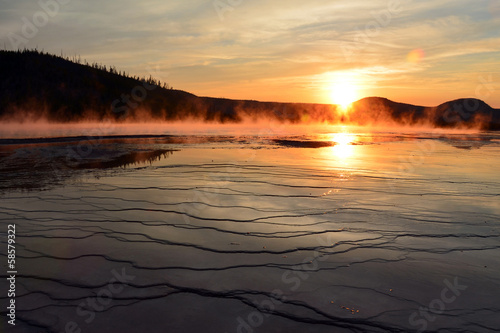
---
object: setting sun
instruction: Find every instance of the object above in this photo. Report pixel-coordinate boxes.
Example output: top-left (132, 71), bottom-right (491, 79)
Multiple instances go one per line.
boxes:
top-left (328, 72), bottom-right (361, 109)
top-left (331, 82), bottom-right (358, 109)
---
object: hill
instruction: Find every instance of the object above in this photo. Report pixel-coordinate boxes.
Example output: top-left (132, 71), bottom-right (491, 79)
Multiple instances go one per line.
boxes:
top-left (0, 50), bottom-right (339, 124)
top-left (350, 97), bottom-right (500, 129)
top-left (0, 50), bottom-right (498, 129)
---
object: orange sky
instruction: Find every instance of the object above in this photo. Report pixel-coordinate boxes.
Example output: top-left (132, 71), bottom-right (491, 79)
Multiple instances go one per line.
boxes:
top-left (1, 0), bottom-right (499, 107)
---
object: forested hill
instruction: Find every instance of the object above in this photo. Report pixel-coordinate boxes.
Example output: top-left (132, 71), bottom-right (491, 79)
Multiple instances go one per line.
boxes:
top-left (1, 50), bottom-right (499, 129)
top-left (0, 50), bottom-right (338, 123)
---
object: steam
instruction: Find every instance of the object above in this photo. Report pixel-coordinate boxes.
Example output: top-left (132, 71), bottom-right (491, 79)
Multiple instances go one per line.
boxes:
top-left (0, 97), bottom-right (497, 139)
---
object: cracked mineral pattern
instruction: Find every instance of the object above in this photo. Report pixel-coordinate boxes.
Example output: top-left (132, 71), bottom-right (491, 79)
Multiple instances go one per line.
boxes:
top-left (1, 131), bottom-right (499, 332)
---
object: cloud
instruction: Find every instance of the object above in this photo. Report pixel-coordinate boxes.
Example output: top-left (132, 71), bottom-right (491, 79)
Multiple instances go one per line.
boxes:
top-left (0, 0), bottom-right (498, 106)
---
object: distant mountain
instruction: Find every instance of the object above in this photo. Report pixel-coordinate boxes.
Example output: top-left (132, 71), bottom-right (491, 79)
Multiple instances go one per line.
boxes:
top-left (350, 97), bottom-right (499, 129)
top-left (1, 50), bottom-right (499, 130)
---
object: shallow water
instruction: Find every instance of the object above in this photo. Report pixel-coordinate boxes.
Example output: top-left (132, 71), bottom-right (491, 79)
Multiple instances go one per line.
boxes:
top-left (1, 127), bottom-right (499, 332)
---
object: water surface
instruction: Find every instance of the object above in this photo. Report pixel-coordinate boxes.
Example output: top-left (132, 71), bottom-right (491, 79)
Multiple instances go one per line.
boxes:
top-left (1, 127), bottom-right (499, 332)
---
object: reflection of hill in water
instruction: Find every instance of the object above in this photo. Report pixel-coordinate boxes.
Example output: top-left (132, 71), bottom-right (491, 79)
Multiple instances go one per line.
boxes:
top-left (272, 139), bottom-right (335, 148)
top-left (0, 144), bottom-right (176, 192)
top-left (1, 132), bottom-right (498, 191)
top-left (73, 150), bottom-right (174, 169)
top-left (271, 133), bottom-right (499, 150)
top-left (436, 134), bottom-right (497, 150)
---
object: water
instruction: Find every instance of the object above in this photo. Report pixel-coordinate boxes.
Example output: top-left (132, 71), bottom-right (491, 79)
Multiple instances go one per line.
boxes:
top-left (0, 126), bottom-right (499, 332)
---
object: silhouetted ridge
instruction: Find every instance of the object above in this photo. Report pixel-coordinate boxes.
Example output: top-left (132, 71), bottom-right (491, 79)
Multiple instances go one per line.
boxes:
top-left (432, 99), bottom-right (499, 129)
top-left (350, 97), bottom-right (429, 125)
top-left (0, 49), bottom-right (200, 122)
top-left (0, 50), bottom-right (499, 129)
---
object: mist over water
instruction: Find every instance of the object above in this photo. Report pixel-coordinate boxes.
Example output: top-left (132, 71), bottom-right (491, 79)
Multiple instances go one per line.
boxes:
top-left (0, 119), bottom-right (487, 140)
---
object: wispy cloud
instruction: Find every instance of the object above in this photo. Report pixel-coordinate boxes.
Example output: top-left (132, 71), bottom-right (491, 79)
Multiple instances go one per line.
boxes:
top-left (0, 0), bottom-right (498, 106)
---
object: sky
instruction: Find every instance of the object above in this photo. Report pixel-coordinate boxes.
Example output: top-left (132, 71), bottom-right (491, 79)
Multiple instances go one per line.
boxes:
top-left (1, 0), bottom-right (499, 107)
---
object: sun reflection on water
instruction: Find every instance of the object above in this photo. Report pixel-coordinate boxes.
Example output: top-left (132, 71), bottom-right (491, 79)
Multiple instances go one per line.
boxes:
top-left (330, 131), bottom-right (357, 160)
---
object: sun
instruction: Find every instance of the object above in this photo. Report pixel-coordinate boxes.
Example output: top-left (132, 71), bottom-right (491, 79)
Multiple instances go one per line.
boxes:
top-left (330, 82), bottom-right (358, 109)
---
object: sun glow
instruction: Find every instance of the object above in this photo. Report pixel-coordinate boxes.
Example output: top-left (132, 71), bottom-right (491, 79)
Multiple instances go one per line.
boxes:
top-left (329, 73), bottom-right (360, 110)
top-left (331, 83), bottom-right (357, 109)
